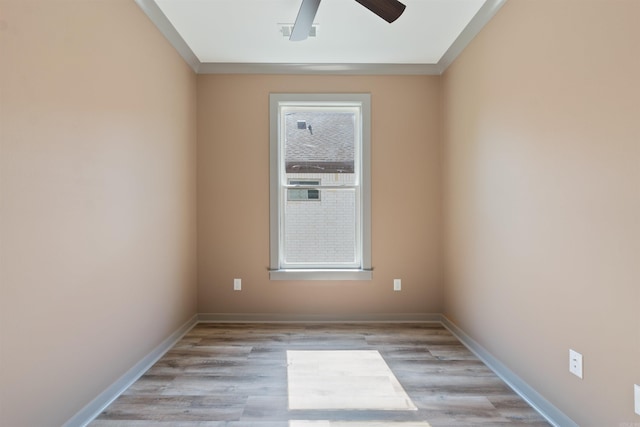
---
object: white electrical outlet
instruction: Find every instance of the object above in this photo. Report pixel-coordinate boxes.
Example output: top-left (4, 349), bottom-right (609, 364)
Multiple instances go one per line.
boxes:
top-left (634, 384), bottom-right (640, 416)
top-left (569, 349), bottom-right (583, 379)
top-left (393, 279), bottom-right (401, 291)
top-left (233, 278), bottom-right (241, 291)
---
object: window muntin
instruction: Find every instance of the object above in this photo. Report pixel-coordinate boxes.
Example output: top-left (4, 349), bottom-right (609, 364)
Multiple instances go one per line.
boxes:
top-left (269, 94), bottom-right (371, 280)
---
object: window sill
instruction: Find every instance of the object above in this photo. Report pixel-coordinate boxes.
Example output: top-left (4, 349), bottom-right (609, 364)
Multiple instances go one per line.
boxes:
top-left (269, 269), bottom-right (372, 281)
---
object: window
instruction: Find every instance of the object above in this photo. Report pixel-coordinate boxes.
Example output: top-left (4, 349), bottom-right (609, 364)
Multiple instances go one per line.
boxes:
top-left (269, 93), bottom-right (371, 280)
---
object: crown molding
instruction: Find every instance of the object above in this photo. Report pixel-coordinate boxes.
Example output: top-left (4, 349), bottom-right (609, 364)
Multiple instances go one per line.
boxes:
top-left (135, 0), bottom-right (200, 72)
top-left (437, 0), bottom-right (506, 73)
top-left (135, 0), bottom-right (507, 75)
top-left (197, 62), bottom-right (441, 75)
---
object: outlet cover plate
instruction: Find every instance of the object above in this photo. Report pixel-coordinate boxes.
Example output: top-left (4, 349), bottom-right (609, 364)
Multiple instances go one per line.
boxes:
top-left (233, 278), bottom-right (241, 291)
top-left (393, 279), bottom-right (401, 291)
top-left (569, 349), bottom-right (583, 379)
top-left (634, 384), bottom-right (640, 415)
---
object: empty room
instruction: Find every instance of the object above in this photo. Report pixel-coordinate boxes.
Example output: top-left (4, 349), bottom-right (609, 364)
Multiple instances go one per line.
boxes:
top-left (1, 0), bottom-right (638, 426)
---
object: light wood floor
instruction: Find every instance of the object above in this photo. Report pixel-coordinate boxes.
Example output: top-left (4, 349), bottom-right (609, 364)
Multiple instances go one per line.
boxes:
top-left (90, 323), bottom-right (551, 427)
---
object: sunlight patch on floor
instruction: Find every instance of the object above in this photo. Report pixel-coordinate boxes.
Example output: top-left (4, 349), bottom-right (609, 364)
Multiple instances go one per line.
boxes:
top-left (290, 422), bottom-right (432, 427)
top-left (287, 350), bottom-right (418, 411)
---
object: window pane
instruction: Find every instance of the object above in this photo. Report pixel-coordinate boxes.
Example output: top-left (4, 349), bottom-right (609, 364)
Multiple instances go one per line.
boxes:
top-left (284, 188), bottom-right (358, 265)
top-left (282, 108), bottom-right (359, 267)
top-left (284, 110), bottom-right (355, 176)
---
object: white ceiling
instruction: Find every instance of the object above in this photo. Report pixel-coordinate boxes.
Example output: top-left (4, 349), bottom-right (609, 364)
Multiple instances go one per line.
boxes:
top-left (135, 0), bottom-right (506, 74)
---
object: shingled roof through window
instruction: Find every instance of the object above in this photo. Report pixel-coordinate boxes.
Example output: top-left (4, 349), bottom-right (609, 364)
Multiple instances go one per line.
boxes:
top-left (285, 111), bottom-right (355, 174)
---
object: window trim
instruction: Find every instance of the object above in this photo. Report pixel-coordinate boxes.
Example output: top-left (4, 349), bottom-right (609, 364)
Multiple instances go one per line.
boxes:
top-left (269, 93), bottom-right (372, 281)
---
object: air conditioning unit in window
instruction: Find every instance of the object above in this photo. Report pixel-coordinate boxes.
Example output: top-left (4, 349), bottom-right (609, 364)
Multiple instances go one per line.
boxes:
top-left (288, 188), bottom-right (320, 201)
top-left (288, 180), bottom-right (321, 201)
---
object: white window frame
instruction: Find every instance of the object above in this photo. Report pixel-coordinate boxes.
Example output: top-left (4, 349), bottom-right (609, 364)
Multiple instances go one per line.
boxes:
top-left (269, 93), bottom-right (372, 281)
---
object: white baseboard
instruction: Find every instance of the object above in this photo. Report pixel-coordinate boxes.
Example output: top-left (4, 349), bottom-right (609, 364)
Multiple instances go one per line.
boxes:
top-left (441, 316), bottom-right (578, 427)
top-left (64, 313), bottom-right (575, 427)
top-left (62, 314), bottom-right (198, 427)
top-left (197, 312), bottom-right (442, 323)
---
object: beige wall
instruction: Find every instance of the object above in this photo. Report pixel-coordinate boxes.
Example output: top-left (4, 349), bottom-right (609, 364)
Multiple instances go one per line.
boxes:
top-left (0, 1), bottom-right (198, 426)
top-left (197, 75), bottom-right (443, 316)
top-left (4, 0), bottom-right (638, 425)
top-left (442, 1), bottom-right (640, 425)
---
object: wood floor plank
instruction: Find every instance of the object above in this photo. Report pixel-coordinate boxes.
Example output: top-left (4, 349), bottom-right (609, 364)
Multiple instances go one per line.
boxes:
top-left (90, 323), bottom-right (550, 427)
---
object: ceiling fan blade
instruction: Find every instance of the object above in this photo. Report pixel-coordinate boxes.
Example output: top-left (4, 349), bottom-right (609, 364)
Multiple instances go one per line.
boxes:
top-left (290, 0), bottom-right (321, 41)
top-left (355, 0), bottom-right (406, 23)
